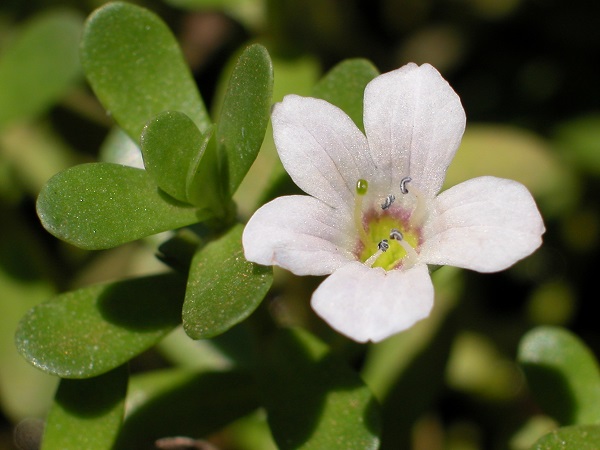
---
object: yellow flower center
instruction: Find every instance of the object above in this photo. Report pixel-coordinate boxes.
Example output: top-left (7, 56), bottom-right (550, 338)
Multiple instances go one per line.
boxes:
top-left (354, 178), bottom-right (422, 270)
top-left (359, 214), bottom-right (420, 270)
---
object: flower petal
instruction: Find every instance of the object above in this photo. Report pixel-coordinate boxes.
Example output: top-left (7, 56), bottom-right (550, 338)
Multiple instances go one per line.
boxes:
top-left (420, 176), bottom-right (545, 272)
top-left (363, 63), bottom-right (466, 197)
top-left (242, 195), bottom-right (354, 276)
top-left (272, 95), bottom-right (376, 211)
top-left (311, 262), bottom-right (434, 343)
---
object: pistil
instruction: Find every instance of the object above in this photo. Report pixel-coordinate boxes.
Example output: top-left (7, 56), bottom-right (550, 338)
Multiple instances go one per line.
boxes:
top-left (354, 179), bottom-right (370, 243)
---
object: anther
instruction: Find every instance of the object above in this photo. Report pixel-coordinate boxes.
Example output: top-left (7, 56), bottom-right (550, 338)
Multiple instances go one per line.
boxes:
top-left (400, 176), bottom-right (412, 194)
top-left (389, 229), bottom-right (403, 241)
top-left (378, 239), bottom-right (389, 252)
top-left (381, 194), bottom-right (395, 210)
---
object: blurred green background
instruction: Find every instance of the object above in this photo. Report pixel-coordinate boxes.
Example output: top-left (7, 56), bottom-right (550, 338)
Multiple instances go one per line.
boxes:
top-left (2, 0), bottom-right (600, 449)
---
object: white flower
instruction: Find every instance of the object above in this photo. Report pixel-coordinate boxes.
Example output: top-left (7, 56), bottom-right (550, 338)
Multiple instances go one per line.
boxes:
top-left (242, 63), bottom-right (545, 343)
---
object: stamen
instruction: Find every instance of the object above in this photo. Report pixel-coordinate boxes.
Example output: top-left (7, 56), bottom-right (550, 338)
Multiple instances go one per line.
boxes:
top-left (406, 184), bottom-right (428, 228)
top-left (381, 194), bottom-right (395, 210)
top-left (389, 228), bottom-right (403, 240)
top-left (400, 176), bottom-right (412, 194)
top-left (378, 239), bottom-right (389, 251)
top-left (365, 239), bottom-right (389, 267)
top-left (398, 176), bottom-right (428, 228)
top-left (388, 227), bottom-right (419, 269)
top-left (397, 239), bottom-right (418, 267)
top-left (364, 250), bottom-right (382, 267)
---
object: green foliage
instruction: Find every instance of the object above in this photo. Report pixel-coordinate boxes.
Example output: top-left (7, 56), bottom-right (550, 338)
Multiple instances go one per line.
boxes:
top-left (116, 368), bottom-right (259, 449)
top-left (5, 0), bottom-right (600, 448)
top-left (0, 11), bottom-right (83, 128)
top-left (554, 115), bottom-right (600, 176)
top-left (257, 328), bottom-right (381, 449)
top-left (0, 221), bottom-right (57, 421)
top-left (41, 366), bottom-right (128, 450)
top-left (80, 1), bottom-right (211, 141)
top-left (38, 9), bottom-right (275, 248)
top-left (15, 274), bottom-right (186, 378)
top-left (183, 224), bottom-right (273, 339)
top-left (216, 44), bottom-right (273, 196)
top-left (10, 2), bottom-right (284, 446)
top-left (531, 424), bottom-right (600, 450)
top-left (36, 163), bottom-right (203, 249)
top-left (140, 111), bottom-right (217, 205)
top-left (312, 58), bottom-right (379, 132)
top-left (518, 326), bottom-right (600, 426)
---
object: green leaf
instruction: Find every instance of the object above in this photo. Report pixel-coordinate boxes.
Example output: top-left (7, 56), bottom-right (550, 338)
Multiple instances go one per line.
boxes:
top-left (41, 365), bottom-right (128, 450)
top-left (0, 122), bottom-right (80, 196)
top-left (554, 114), bottom-right (600, 176)
top-left (115, 368), bottom-right (259, 449)
top-left (230, 55), bottom-right (320, 216)
top-left (215, 44), bottom-right (273, 196)
top-left (183, 224), bottom-right (272, 339)
top-left (80, 2), bottom-right (210, 142)
top-left (36, 162), bottom-right (204, 250)
top-left (518, 326), bottom-right (600, 425)
top-left (15, 273), bottom-right (186, 378)
top-left (257, 328), bottom-right (381, 450)
top-left (186, 132), bottom-right (236, 219)
top-left (312, 58), bottom-right (379, 132)
top-left (0, 10), bottom-right (83, 128)
top-left (140, 111), bottom-right (212, 204)
top-left (531, 424), bottom-right (600, 450)
top-left (0, 215), bottom-right (58, 421)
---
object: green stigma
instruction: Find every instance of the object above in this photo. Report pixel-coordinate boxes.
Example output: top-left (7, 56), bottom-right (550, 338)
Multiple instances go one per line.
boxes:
top-left (356, 179), bottom-right (368, 196)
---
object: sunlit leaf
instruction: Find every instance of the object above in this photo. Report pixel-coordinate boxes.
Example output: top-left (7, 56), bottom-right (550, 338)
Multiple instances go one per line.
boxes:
top-left (183, 224), bottom-right (272, 339)
top-left (231, 55), bottom-right (320, 217)
top-left (531, 424), bottom-right (600, 450)
top-left (157, 327), bottom-right (235, 371)
top-left (115, 368), bottom-right (259, 449)
top-left (257, 328), bottom-right (381, 449)
top-left (312, 58), bottom-right (379, 132)
top-left (0, 275), bottom-right (57, 421)
top-left (141, 111), bottom-right (213, 204)
top-left (41, 365), bottom-right (128, 450)
top-left (37, 163), bottom-right (204, 249)
top-left (554, 114), bottom-right (600, 175)
top-left (518, 326), bottom-right (600, 425)
top-left (185, 132), bottom-right (231, 217)
top-left (0, 122), bottom-right (79, 195)
top-left (0, 10), bottom-right (83, 128)
top-left (0, 216), bottom-right (58, 420)
top-left (80, 2), bottom-right (210, 142)
top-left (215, 44), bottom-right (273, 196)
top-left (15, 273), bottom-right (186, 378)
